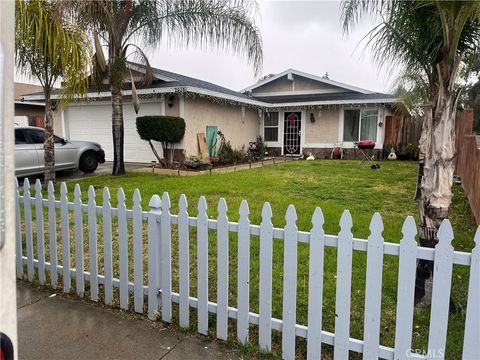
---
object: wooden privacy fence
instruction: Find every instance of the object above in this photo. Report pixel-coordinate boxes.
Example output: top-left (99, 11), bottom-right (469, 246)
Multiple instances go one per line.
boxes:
top-left (455, 109), bottom-right (480, 225)
top-left (384, 115), bottom-right (422, 148)
top-left (16, 178), bottom-right (480, 360)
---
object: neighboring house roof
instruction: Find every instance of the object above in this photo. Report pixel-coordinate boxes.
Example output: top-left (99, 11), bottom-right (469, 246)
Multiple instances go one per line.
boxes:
top-left (21, 63), bottom-right (396, 108)
top-left (14, 83), bottom-right (46, 108)
top-left (241, 68), bottom-right (375, 95)
top-left (14, 82), bottom-right (44, 100)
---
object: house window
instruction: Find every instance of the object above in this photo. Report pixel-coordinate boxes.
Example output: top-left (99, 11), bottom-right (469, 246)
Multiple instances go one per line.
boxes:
top-left (264, 112), bottom-right (279, 142)
top-left (343, 109), bottom-right (378, 142)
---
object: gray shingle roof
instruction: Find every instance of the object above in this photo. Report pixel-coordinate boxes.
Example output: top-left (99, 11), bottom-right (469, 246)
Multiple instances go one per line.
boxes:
top-left (144, 64), bottom-right (253, 100)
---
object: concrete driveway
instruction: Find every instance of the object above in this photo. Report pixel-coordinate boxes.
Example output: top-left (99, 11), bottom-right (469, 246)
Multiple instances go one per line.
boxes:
top-left (17, 162), bottom-right (151, 185)
top-left (56, 162), bottom-right (151, 181)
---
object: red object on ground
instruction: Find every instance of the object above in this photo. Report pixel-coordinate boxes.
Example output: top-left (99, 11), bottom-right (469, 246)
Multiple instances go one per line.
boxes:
top-left (355, 140), bottom-right (376, 149)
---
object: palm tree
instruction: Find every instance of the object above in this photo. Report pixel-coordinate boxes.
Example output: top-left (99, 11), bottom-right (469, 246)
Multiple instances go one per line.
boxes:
top-left (341, 0), bottom-right (480, 302)
top-left (67, 0), bottom-right (263, 176)
top-left (15, 0), bottom-right (91, 185)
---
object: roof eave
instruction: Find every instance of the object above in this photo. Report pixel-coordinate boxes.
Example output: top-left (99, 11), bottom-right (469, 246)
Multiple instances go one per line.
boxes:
top-left (22, 86), bottom-right (265, 107)
top-left (22, 88), bottom-right (396, 108)
top-left (264, 98), bottom-right (398, 108)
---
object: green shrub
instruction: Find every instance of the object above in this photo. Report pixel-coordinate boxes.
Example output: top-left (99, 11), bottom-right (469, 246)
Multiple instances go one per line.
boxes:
top-left (218, 141), bottom-right (246, 165)
top-left (247, 135), bottom-right (265, 160)
top-left (383, 143), bottom-right (419, 160)
top-left (136, 116), bottom-right (185, 143)
top-left (399, 143), bottom-right (419, 160)
top-left (136, 115), bottom-right (186, 167)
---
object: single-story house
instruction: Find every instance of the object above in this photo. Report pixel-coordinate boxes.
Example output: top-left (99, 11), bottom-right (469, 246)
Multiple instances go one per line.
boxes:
top-left (22, 63), bottom-right (397, 162)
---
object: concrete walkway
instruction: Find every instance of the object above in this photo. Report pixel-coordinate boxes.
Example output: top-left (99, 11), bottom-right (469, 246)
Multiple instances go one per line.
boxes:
top-left (17, 282), bottom-right (248, 360)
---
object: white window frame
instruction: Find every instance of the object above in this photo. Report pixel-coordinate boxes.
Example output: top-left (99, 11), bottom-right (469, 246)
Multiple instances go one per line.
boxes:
top-left (262, 111), bottom-right (281, 147)
top-left (338, 107), bottom-right (383, 149)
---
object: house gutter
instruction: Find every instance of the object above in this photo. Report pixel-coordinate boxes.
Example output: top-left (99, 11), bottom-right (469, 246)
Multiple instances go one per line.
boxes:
top-left (14, 100), bottom-right (44, 107)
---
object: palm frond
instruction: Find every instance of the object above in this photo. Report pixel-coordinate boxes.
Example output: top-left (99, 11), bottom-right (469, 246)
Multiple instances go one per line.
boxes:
top-left (340, 0), bottom-right (396, 34)
top-left (122, 0), bottom-right (263, 75)
top-left (15, 0), bottom-right (92, 105)
top-left (341, 0), bottom-right (480, 92)
top-left (123, 43), bottom-right (153, 86)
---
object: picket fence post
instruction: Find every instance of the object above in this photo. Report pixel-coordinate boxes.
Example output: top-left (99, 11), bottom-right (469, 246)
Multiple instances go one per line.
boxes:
top-left (197, 196), bottom-right (209, 335)
top-left (74, 184), bottom-right (84, 297)
top-left (133, 189), bottom-right (143, 313)
top-left (463, 227), bottom-right (480, 359)
top-left (88, 185), bottom-right (98, 301)
top-left (15, 178), bottom-right (23, 279)
top-left (147, 194), bottom-right (161, 320)
top-left (307, 207), bottom-right (325, 359)
top-left (334, 210), bottom-right (354, 359)
top-left (363, 213), bottom-right (385, 359)
top-left (237, 200), bottom-right (251, 345)
top-left (35, 179), bottom-right (46, 285)
top-left (394, 216), bottom-right (417, 360)
top-left (24, 178), bottom-right (34, 282)
top-left (60, 182), bottom-right (70, 293)
top-left (160, 192), bottom-right (172, 322)
top-left (117, 188), bottom-right (128, 310)
top-left (282, 205), bottom-right (298, 360)
top-left (428, 220), bottom-right (454, 358)
top-left (259, 202), bottom-right (273, 352)
top-left (103, 187), bottom-right (113, 305)
top-left (48, 181), bottom-right (57, 289)
top-left (216, 197), bottom-right (229, 340)
top-left (178, 194), bottom-right (190, 327)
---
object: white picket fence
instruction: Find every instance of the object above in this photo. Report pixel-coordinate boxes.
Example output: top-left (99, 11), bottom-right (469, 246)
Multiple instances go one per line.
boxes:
top-left (16, 178), bottom-right (479, 360)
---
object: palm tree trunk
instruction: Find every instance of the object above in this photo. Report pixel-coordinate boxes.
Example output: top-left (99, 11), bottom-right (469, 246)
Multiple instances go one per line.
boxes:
top-left (111, 86), bottom-right (125, 175)
top-left (43, 87), bottom-right (55, 186)
top-left (415, 82), bottom-right (457, 308)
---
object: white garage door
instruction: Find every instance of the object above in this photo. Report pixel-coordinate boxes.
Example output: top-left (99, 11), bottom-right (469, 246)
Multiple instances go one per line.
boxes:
top-left (65, 100), bottom-right (163, 163)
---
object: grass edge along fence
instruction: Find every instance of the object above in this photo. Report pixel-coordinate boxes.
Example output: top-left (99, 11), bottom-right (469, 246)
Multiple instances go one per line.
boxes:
top-left (16, 178), bottom-right (480, 360)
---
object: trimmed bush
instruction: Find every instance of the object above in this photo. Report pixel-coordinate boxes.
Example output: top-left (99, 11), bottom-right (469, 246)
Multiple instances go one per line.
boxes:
top-left (136, 115), bottom-right (186, 167)
top-left (136, 116), bottom-right (185, 143)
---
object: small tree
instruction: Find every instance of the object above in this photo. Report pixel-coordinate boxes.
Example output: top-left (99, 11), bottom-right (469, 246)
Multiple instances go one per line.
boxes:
top-left (136, 116), bottom-right (186, 167)
top-left (15, 0), bottom-right (91, 185)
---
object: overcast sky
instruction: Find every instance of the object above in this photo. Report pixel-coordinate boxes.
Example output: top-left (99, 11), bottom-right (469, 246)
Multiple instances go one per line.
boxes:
top-left (150, 0), bottom-right (392, 94)
top-left (16, 0), bottom-right (392, 93)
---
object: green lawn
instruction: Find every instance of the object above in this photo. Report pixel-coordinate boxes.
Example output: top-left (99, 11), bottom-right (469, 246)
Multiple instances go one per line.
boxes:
top-left (61, 160), bottom-right (476, 358)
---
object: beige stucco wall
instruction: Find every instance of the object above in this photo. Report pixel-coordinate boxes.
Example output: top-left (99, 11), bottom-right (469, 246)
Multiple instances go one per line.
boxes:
top-left (252, 75), bottom-right (340, 94)
top-left (305, 109), bottom-right (339, 144)
top-left (183, 97), bottom-right (259, 156)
